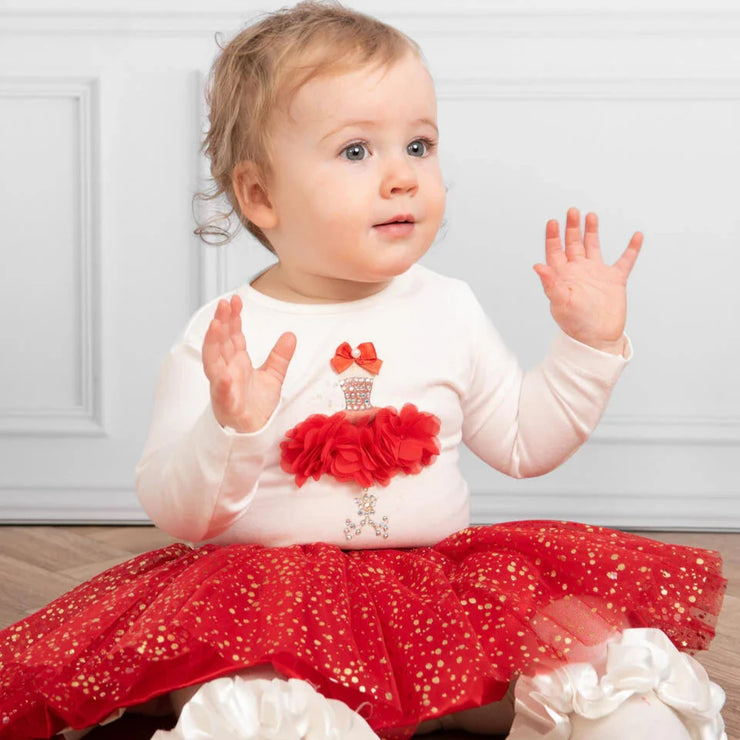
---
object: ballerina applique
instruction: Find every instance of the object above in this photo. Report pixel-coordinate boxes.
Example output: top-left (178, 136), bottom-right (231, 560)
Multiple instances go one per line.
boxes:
top-left (279, 341), bottom-right (441, 541)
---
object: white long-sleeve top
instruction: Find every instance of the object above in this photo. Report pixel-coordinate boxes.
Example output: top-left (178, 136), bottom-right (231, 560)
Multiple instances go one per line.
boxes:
top-left (136, 264), bottom-right (631, 548)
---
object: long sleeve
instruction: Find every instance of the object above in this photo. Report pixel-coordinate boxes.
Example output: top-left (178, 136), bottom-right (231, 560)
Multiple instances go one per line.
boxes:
top-left (133, 264), bottom-right (633, 548)
top-left (461, 289), bottom-right (631, 478)
top-left (135, 342), bottom-right (281, 542)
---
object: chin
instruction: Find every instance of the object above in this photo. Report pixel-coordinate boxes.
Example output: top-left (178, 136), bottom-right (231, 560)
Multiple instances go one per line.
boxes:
top-left (378, 246), bottom-right (431, 273)
top-left (364, 262), bottom-right (415, 282)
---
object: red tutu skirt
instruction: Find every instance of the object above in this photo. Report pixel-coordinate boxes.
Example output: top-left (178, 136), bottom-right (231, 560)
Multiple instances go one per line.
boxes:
top-left (0, 521), bottom-right (725, 739)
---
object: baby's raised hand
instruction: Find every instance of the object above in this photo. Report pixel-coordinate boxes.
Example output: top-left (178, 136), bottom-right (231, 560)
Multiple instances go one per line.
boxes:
top-left (533, 207), bottom-right (643, 354)
top-left (202, 294), bottom-right (296, 433)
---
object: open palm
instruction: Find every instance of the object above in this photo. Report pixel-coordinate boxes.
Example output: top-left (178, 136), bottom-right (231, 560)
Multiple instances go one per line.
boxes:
top-left (534, 208), bottom-right (643, 353)
top-left (202, 294), bottom-right (296, 433)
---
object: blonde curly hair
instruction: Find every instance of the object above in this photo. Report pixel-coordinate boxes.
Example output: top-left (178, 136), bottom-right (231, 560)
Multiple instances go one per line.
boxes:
top-left (194, 0), bottom-right (422, 252)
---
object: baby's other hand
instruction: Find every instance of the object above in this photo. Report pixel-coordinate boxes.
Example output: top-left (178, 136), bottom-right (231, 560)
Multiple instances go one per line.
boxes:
top-left (533, 208), bottom-right (643, 355)
top-left (202, 294), bottom-right (296, 433)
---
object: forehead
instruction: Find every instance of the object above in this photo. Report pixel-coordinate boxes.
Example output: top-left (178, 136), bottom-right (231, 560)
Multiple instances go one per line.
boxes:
top-left (277, 52), bottom-right (437, 134)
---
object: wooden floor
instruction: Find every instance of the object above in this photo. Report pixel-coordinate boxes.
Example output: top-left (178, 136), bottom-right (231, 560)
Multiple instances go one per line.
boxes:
top-left (0, 527), bottom-right (737, 739)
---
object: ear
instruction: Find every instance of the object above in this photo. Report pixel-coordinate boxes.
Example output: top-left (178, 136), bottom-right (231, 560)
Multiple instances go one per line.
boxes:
top-left (232, 161), bottom-right (278, 230)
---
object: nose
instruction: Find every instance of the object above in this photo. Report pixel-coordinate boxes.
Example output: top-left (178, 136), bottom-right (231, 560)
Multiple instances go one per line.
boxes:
top-left (380, 155), bottom-right (418, 198)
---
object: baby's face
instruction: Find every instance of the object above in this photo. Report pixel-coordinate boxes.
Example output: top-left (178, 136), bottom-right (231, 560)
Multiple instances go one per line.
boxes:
top-left (261, 51), bottom-right (446, 297)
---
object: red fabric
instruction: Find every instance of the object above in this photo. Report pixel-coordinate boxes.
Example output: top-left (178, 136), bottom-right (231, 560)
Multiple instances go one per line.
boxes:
top-left (0, 521), bottom-right (726, 740)
top-left (280, 404), bottom-right (441, 488)
top-left (330, 342), bottom-right (383, 375)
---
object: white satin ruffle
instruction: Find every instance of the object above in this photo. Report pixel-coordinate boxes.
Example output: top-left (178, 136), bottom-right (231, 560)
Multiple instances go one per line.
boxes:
top-left (509, 628), bottom-right (726, 740)
top-left (151, 670), bottom-right (379, 740)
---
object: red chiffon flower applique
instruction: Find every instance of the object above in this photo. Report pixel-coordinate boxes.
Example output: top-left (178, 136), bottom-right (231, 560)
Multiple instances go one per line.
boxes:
top-left (279, 341), bottom-right (441, 489)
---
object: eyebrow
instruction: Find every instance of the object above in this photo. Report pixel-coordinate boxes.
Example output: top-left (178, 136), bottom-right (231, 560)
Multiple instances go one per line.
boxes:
top-left (320, 118), bottom-right (439, 142)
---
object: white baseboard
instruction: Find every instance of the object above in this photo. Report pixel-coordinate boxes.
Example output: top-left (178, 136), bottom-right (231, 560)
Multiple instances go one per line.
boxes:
top-left (0, 487), bottom-right (149, 524)
top-left (1, 486), bottom-right (738, 531)
top-left (471, 489), bottom-right (740, 531)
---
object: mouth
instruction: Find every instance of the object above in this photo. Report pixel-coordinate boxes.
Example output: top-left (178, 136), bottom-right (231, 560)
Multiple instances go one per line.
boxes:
top-left (373, 218), bottom-right (416, 238)
top-left (374, 214), bottom-right (415, 227)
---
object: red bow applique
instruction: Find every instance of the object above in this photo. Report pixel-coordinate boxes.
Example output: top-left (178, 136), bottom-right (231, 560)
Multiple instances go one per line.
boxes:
top-left (330, 342), bottom-right (382, 375)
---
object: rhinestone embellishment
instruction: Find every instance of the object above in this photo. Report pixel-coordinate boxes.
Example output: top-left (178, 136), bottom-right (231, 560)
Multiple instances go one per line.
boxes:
top-left (339, 377), bottom-right (374, 411)
top-left (344, 490), bottom-right (389, 540)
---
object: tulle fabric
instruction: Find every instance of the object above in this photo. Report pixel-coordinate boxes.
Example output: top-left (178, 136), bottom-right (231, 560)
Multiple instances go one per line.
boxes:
top-left (0, 521), bottom-right (726, 740)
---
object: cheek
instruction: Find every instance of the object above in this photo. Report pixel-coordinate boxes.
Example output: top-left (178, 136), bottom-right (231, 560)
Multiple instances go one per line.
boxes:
top-left (276, 160), bottom-right (347, 219)
top-left (427, 173), bottom-right (447, 221)
top-left (282, 185), bottom-right (339, 231)
top-left (305, 166), bottom-right (362, 210)
top-left (312, 175), bottom-right (369, 224)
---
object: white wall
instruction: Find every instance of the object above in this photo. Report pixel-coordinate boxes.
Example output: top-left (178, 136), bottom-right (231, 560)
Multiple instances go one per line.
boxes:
top-left (0, 0), bottom-right (738, 528)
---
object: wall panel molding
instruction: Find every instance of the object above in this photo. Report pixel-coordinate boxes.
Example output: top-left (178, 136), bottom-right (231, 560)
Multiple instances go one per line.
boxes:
top-left (2, 9), bottom-right (740, 37)
top-left (193, 70), bottom-right (230, 307)
top-left (436, 77), bottom-right (740, 101)
top-left (0, 77), bottom-right (102, 436)
top-left (0, 77), bottom-right (105, 436)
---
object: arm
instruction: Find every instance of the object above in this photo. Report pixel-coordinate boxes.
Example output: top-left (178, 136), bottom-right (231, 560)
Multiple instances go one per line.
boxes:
top-left (463, 207), bottom-right (641, 477)
top-left (136, 295), bottom-right (296, 542)
top-left (135, 344), bottom-right (279, 542)
top-left (461, 315), bottom-right (630, 478)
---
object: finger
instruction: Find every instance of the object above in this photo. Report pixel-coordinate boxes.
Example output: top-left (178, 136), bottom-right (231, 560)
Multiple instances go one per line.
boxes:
top-left (230, 293), bottom-right (243, 313)
top-left (564, 206), bottom-right (585, 260)
top-left (583, 212), bottom-right (602, 261)
top-left (214, 298), bottom-right (230, 323)
top-left (544, 220), bottom-right (567, 268)
top-left (209, 297), bottom-right (238, 363)
top-left (613, 231), bottom-right (644, 278)
top-left (202, 319), bottom-right (225, 381)
top-left (208, 297), bottom-right (242, 367)
top-left (229, 295), bottom-right (246, 352)
top-left (533, 263), bottom-right (556, 298)
top-left (260, 332), bottom-right (297, 383)
top-left (216, 299), bottom-right (240, 364)
top-left (219, 327), bottom-right (237, 364)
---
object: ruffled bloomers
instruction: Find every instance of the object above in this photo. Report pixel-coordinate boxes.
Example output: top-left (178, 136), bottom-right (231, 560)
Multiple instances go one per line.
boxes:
top-left (152, 668), bottom-right (379, 740)
top-left (510, 628), bottom-right (727, 739)
top-left (0, 521), bottom-right (726, 740)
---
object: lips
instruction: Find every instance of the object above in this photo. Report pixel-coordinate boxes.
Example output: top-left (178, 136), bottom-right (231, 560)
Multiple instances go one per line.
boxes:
top-left (373, 217), bottom-right (415, 238)
top-left (375, 214), bottom-right (415, 227)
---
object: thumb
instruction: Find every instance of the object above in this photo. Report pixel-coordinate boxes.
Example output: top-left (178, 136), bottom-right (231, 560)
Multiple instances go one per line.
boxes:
top-left (260, 331), bottom-right (297, 384)
top-left (533, 263), bottom-right (555, 297)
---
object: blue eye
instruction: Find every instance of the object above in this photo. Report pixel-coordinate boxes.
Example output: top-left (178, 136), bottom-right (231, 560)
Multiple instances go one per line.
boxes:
top-left (342, 142), bottom-right (368, 161)
top-left (407, 139), bottom-right (430, 157)
top-left (340, 137), bottom-right (436, 161)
